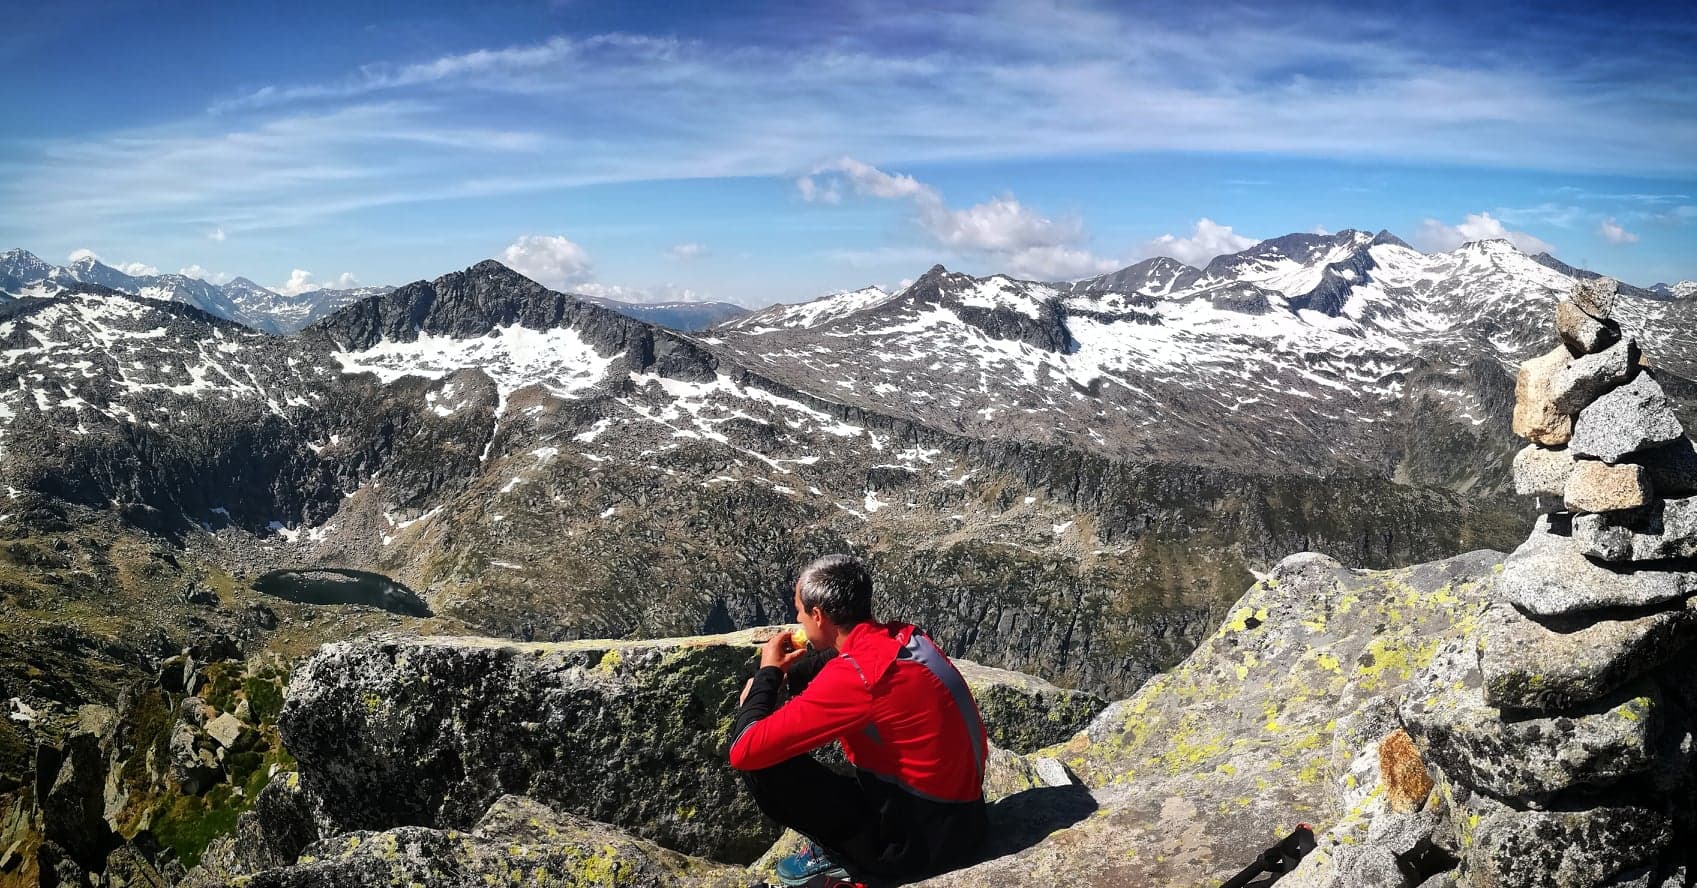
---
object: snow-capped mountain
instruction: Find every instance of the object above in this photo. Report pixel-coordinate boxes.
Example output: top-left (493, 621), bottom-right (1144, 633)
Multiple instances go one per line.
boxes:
top-left (707, 229), bottom-right (1696, 487)
top-left (1651, 280), bottom-right (1697, 299)
top-left (0, 249), bottom-right (391, 334)
top-left (3, 235), bottom-right (1691, 695)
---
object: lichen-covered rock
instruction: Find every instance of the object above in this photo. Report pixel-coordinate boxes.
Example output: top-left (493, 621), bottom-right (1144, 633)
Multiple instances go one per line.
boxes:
top-left (278, 630), bottom-right (776, 863)
top-left (1477, 599), bottom-right (1697, 712)
top-left (1401, 639), bottom-right (1663, 803)
top-left (1514, 346), bottom-right (1576, 446)
top-left (1564, 460), bottom-right (1651, 514)
top-left (1570, 373), bottom-right (1686, 464)
top-left (1497, 518), bottom-right (1697, 616)
top-left (1514, 444), bottom-right (1575, 498)
top-left (276, 626), bottom-right (1101, 867)
top-left (185, 771), bottom-right (324, 887)
top-left (1555, 300), bottom-right (1622, 357)
top-left (912, 550), bottom-right (1502, 888)
top-left (197, 795), bottom-right (744, 888)
top-left (1465, 805), bottom-right (1672, 888)
top-left (953, 659), bottom-right (1105, 753)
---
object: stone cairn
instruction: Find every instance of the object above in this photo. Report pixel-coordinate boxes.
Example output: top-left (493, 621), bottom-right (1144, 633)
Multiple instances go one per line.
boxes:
top-left (1399, 278), bottom-right (1697, 888)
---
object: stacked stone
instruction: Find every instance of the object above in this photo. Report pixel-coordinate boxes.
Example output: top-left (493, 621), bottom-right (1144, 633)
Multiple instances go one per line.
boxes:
top-left (1401, 278), bottom-right (1697, 888)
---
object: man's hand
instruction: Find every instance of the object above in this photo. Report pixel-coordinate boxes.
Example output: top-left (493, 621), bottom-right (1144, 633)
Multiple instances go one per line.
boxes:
top-left (760, 632), bottom-right (808, 672)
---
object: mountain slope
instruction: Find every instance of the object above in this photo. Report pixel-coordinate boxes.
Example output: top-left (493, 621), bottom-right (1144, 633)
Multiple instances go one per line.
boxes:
top-left (580, 295), bottom-right (750, 331)
top-left (0, 253), bottom-right (1531, 699)
top-left (707, 231), bottom-right (1696, 492)
top-left (0, 249), bottom-right (392, 334)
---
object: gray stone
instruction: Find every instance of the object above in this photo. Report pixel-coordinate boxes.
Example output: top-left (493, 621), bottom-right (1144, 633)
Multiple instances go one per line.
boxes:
top-left (1477, 597), bottom-right (1697, 712)
top-left (1574, 512), bottom-right (1639, 561)
top-left (1366, 806), bottom-right (1444, 858)
top-left (1514, 346), bottom-right (1575, 446)
top-left (1338, 845), bottom-right (1410, 888)
top-left (1565, 460), bottom-right (1651, 514)
top-left (1635, 436), bottom-right (1697, 496)
top-left (1465, 806), bottom-right (1670, 888)
top-left (169, 723), bottom-right (222, 795)
top-left (1575, 497), bottom-right (1697, 562)
top-left (1571, 373), bottom-right (1686, 464)
top-left (1497, 517), bottom-right (1697, 616)
top-left (1556, 299), bottom-right (1622, 356)
top-left (1514, 444), bottom-right (1575, 497)
top-left (1029, 756), bottom-right (1076, 787)
top-left (1572, 277), bottom-right (1620, 321)
top-left (1401, 639), bottom-right (1663, 803)
top-left (205, 712), bottom-right (246, 749)
top-left (1551, 337), bottom-right (1636, 412)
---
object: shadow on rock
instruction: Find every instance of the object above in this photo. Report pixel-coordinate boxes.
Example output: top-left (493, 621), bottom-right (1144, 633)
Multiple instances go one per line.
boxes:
top-left (881, 784), bottom-right (1099, 886)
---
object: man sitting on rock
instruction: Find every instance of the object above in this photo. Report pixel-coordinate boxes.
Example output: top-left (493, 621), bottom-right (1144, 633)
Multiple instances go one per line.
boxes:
top-left (729, 554), bottom-right (989, 886)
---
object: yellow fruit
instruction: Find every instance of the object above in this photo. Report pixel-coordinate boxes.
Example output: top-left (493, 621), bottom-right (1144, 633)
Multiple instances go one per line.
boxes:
top-left (791, 629), bottom-right (809, 650)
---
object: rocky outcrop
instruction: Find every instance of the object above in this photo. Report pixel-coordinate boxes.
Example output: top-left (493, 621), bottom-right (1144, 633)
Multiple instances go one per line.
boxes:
top-left (187, 550), bottom-right (1511, 888)
top-left (264, 627), bottom-right (1106, 873)
top-left (191, 793), bottom-right (746, 888)
top-left (1334, 278), bottom-right (1697, 887)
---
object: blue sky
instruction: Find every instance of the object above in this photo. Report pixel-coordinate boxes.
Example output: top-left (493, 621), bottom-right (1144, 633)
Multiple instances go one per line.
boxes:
top-left (3, 0), bottom-right (1694, 306)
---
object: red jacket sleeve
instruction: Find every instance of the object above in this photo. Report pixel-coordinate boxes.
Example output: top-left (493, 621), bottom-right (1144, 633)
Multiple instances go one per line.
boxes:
top-left (728, 658), bottom-right (872, 771)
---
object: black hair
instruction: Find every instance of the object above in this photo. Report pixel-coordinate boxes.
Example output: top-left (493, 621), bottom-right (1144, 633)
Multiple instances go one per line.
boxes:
top-left (796, 554), bottom-right (874, 627)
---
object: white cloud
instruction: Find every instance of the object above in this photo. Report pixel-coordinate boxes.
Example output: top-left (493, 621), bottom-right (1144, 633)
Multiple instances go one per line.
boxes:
top-left (1003, 245), bottom-right (1120, 280)
top-left (1414, 212), bottom-right (1554, 254)
top-left (498, 235), bottom-right (594, 289)
top-left (180, 265), bottom-right (233, 285)
top-left (668, 242), bottom-right (708, 260)
top-left (1138, 219), bottom-right (1261, 267)
top-left (800, 157), bottom-right (1116, 279)
top-left (115, 262), bottom-right (158, 276)
top-left (275, 269), bottom-right (362, 295)
top-left (208, 226), bottom-right (227, 242)
top-left (496, 234), bottom-right (714, 303)
top-left (67, 248), bottom-right (100, 263)
top-left (1599, 218), bottom-right (1640, 244)
top-left (795, 176), bottom-right (841, 204)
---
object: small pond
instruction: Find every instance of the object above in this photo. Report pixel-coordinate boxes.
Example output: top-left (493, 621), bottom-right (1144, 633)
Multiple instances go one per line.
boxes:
top-left (251, 568), bottom-right (432, 616)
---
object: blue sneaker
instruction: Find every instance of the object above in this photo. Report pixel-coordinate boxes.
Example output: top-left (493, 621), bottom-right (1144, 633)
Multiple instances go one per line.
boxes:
top-left (774, 842), bottom-right (850, 886)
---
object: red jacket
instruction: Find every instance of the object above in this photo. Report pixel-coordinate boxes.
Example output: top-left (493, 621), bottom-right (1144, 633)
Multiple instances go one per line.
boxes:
top-left (729, 621), bottom-right (987, 803)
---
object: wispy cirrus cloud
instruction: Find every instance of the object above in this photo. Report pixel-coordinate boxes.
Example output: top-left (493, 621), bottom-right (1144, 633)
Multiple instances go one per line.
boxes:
top-left (7, 1), bottom-right (1694, 248)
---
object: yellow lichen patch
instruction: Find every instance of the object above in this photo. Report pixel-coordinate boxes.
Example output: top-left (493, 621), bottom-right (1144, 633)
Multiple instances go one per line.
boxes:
top-left (1223, 606), bottom-right (1270, 633)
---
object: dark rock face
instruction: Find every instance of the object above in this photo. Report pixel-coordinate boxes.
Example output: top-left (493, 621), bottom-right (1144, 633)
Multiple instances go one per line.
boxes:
top-left (278, 633), bottom-right (767, 861)
top-left (302, 260), bottom-right (720, 384)
top-left (272, 629), bottom-right (1106, 872)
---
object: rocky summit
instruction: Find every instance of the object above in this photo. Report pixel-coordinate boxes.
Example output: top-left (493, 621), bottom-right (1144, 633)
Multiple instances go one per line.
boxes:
top-left (3, 244), bottom-right (1697, 887)
top-left (167, 278), bottom-right (1696, 888)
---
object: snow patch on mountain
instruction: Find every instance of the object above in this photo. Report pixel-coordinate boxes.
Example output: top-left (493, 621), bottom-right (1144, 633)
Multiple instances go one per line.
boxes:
top-left (720, 285), bottom-right (891, 333)
top-left (333, 324), bottom-right (618, 400)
